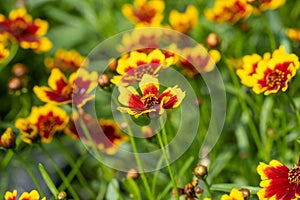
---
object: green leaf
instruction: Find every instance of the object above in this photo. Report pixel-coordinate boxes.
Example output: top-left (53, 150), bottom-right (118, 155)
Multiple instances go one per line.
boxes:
top-left (38, 163), bottom-right (59, 197)
top-left (259, 97), bottom-right (273, 145)
top-left (122, 178), bottom-right (142, 200)
top-left (210, 183), bottom-right (260, 195)
top-left (106, 179), bottom-right (120, 200)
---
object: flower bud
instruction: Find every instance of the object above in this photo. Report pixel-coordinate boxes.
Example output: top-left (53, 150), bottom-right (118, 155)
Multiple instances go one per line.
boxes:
top-left (57, 191), bottom-right (67, 200)
top-left (0, 128), bottom-right (15, 149)
top-left (206, 33), bottom-right (220, 48)
top-left (98, 74), bottom-right (110, 87)
top-left (239, 188), bottom-right (251, 199)
top-left (108, 58), bottom-right (117, 73)
top-left (127, 168), bottom-right (139, 179)
top-left (193, 164), bottom-right (207, 178)
top-left (12, 63), bottom-right (28, 77)
top-left (7, 77), bottom-right (22, 91)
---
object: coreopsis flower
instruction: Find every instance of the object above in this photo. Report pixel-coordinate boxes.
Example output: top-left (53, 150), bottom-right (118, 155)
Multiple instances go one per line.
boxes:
top-left (117, 74), bottom-right (185, 118)
top-left (0, 127), bottom-right (15, 148)
top-left (111, 49), bottom-right (176, 86)
top-left (0, 43), bottom-right (9, 62)
top-left (258, 0), bottom-right (285, 11)
top-left (122, 0), bottom-right (165, 26)
top-left (257, 158), bottom-right (300, 200)
top-left (72, 112), bottom-right (128, 155)
top-left (221, 188), bottom-right (244, 200)
top-left (204, 0), bottom-right (253, 24)
top-left (15, 118), bottom-right (38, 144)
top-left (177, 45), bottom-right (217, 77)
top-left (286, 28), bottom-right (300, 43)
top-left (0, 8), bottom-right (52, 53)
top-left (15, 104), bottom-right (69, 143)
top-left (45, 49), bottom-right (88, 72)
top-left (4, 189), bottom-right (46, 200)
top-left (237, 46), bottom-right (299, 95)
top-left (169, 5), bottom-right (198, 34)
top-left (33, 68), bottom-right (98, 107)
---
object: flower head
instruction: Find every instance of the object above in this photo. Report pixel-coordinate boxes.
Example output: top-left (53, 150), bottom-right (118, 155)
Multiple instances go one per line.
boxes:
top-left (221, 188), bottom-right (244, 200)
top-left (0, 127), bottom-right (15, 149)
top-left (33, 68), bottom-right (98, 107)
top-left (169, 5), bottom-right (198, 34)
top-left (0, 8), bottom-right (52, 53)
top-left (237, 46), bottom-right (299, 95)
top-left (122, 0), bottom-right (165, 26)
top-left (257, 158), bottom-right (300, 200)
top-left (117, 74), bottom-right (185, 118)
top-left (286, 28), bottom-right (300, 43)
top-left (45, 49), bottom-right (88, 72)
top-left (205, 0), bottom-right (253, 24)
top-left (4, 189), bottom-right (46, 200)
top-left (111, 49), bottom-right (176, 86)
top-left (258, 0), bottom-right (285, 11)
top-left (15, 118), bottom-right (39, 144)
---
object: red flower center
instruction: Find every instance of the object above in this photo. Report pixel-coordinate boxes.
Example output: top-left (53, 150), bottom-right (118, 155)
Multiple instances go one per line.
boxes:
top-left (141, 93), bottom-right (159, 108)
top-left (288, 166), bottom-right (300, 184)
top-left (61, 84), bottom-right (74, 98)
top-left (133, 6), bottom-right (156, 23)
top-left (266, 69), bottom-right (285, 88)
top-left (133, 65), bottom-right (156, 80)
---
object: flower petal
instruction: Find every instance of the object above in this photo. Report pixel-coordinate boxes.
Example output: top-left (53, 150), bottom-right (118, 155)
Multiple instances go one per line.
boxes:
top-left (159, 85), bottom-right (185, 109)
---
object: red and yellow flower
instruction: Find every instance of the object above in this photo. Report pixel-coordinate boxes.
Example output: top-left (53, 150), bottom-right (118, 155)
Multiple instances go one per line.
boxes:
top-left (204, 0), bottom-right (253, 24)
top-left (72, 112), bottom-right (128, 155)
top-left (0, 127), bottom-right (15, 149)
top-left (258, 0), bottom-right (285, 11)
top-left (177, 45), bottom-right (218, 77)
top-left (111, 49), bottom-right (177, 86)
top-left (122, 0), bottom-right (165, 26)
top-left (257, 158), bottom-right (300, 200)
top-left (117, 74), bottom-right (185, 118)
top-left (45, 49), bottom-right (88, 72)
top-left (237, 46), bottom-right (299, 95)
top-left (0, 8), bottom-right (52, 53)
top-left (286, 28), bottom-right (300, 43)
top-left (169, 5), bottom-right (198, 34)
top-left (15, 104), bottom-right (69, 143)
top-left (221, 188), bottom-right (244, 200)
top-left (0, 35), bottom-right (9, 62)
top-left (33, 68), bottom-right (98, 107)
top-left (4, 189), bottom-right (46, 200)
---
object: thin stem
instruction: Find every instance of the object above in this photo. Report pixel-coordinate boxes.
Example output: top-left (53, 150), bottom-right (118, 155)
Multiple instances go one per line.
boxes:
top-left (286, 93), bottom-right (300, 126)
top-left (261, 13), bottom-right (276, 51)
top-left (0, 149), bottom-right (14, 173)
top-left (203, 178), bottom-right (212, 198)
top-left (151, 155), bottom-right (164, 196)
top-left (157, 117), bottom-right (179, 199)
top-left (14, 151), bottom-right (44, 196)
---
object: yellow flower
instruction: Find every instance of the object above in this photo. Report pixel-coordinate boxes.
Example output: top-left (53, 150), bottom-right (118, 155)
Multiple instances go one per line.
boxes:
top-left (0, 42), bottom-right (9, 62)
top-left (169, 5), bottom-right (198, 34)
top-left (4, 189), bottom-right (46, 200)
top-left (0, 127), bottom-right (15, 148)
top-left (0, 8), bottom-right (52, 53)
top-left (221, 188), bottom-right (244, 200)
top-left (286, 28), bottom-right (300, 43)
top-left (205, 0), bottom-right (253, 24)
top-left (122, 0), bottom-right (165, 26)
top-left (259, 0), bottom-right (285, 11)
top-left (15, 118), bottom-right (39, 144)
top-left (45, 49), bottom-right (88, 72)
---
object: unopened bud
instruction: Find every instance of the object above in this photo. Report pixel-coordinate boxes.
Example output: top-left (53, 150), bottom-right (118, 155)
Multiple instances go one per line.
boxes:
top-left (98, 74), bottom-right (110, 87)
top-left (0, 128), bottom-right (15, 149)
top-left (8, 77), bottom-right (22, 91)
top-left (108, 59), bottom-right (117, 73)
top-left (193, 164), bottom-right (207, 178)
top-left (57, 191), bottom-right (67, 200)
top-left (206, 33), bottom-right (220, 48)
top-left (12, 63), bottom-right (28, 77)
top-left (239, 188), bottom-right (251, 199)
top-left (127, 168), bottom-right (139, 179)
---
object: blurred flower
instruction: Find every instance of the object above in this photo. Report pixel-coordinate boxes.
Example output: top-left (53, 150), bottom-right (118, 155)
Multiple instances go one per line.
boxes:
top-left (286, 28), bottom-right (300, 43)
top-left (0, 43), bottom-right (9, 62)
top-left (221, 188), bottom-right (244, 200)
top-left (111, 49), bottom-right (176, 86)
top-left (45, 49), bottom-right (88, 72)
top-left (122, 0), bottom-right (165, 26)
top-left (0, 127), bottom-right (15, 149)
top-left (64, 118), bottom-right (79, 140)
top-left (237, 46), bottom-right (299, 95)
top-left (72, 112), bottom-right (128, 155)
top-left (34, 68), bottom-right (98, 107)
top-left (15, 104), bottom-right (69, 143)
top-left (178, 45), bottom-right (217, 77)
top-left (117, 74), bottom-right (185, 118)
top-left (0, 8), bottom-right (52, 53)
top-left (257, 158), bottom-right (300, 200)
top-left (205, 0), bottom-right (253, 24)
top-left (169, 5), bottom-right (198, 34)
top-left (15, 118), bottom-right (38, 144)
top-left (12, 63), bottom-right (28, 77)
top-left (4, 189), bottom-right (46, 200)
top-left (258, 0), bottom-right (285, 11)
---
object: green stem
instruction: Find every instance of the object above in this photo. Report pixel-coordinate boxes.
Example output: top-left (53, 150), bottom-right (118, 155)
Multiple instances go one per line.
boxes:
top-left (0, 42), bottom-right (19, 73)
top-left (39, 144), bottom-right (80, 200)
top-left (286, 93), bottom-right (300, 126)
top-left (203, 178), bottom-right (212, 198)
top-left (14, 151), bottom-right (44, 196)
top-left (157, 117), bottom-right (179, 199)
top-left (261, 13), bottom-right (276, 51)
top-left (0, 149), bottom-right (14, 173)
top-left (151, 155), bottom-right (164, 196)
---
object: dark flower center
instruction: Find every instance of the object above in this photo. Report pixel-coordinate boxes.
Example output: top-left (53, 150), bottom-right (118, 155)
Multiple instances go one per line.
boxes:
top-left (288, 166), bottom-right (300, 184)
top-left (141, 94), bottom-right (159, 108)
top-left (266, 69), bottom-right (285, 88)
top-left (133, 65), bottom-right (155, 80)
top-left (61, 84), bottom-right (74, 98)
top-left (133, 6), bottom-right (156, 23)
